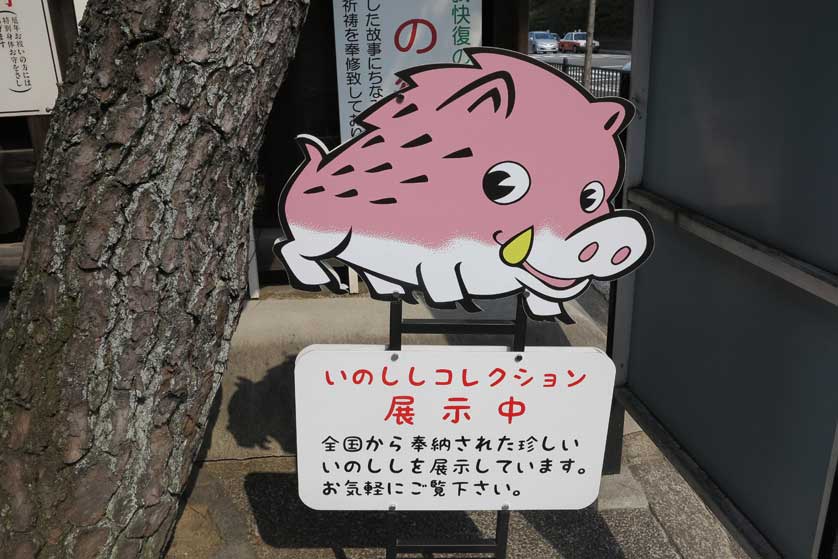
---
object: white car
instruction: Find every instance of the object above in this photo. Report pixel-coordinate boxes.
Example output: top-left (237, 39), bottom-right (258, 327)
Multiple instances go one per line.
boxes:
top-left (559, 32), bottom-right (600, 53)
top-left (528, 31), bottom-right (559, 55)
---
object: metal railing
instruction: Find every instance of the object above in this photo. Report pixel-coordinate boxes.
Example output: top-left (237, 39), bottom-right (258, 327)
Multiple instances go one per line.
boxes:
top-left (545, 59), bottom-right (630, 99)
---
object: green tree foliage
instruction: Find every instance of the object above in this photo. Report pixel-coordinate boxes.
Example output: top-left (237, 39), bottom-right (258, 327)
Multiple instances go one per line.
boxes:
top-left (529, 0), bottom-right (633, 43)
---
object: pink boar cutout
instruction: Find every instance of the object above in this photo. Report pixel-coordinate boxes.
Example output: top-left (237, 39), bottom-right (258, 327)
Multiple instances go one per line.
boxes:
top-left (275, 47), bottom-right (653, 322)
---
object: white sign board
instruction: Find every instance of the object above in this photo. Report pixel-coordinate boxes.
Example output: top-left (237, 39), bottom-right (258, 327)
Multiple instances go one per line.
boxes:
top-left (295, 345), bottom-right (616, 511)
top-left (332, 0), bottom-right (482, 140)
top-left (74, 0), bottom-right (87, 24)
top-left (0, 0), bottom-right (61, 117)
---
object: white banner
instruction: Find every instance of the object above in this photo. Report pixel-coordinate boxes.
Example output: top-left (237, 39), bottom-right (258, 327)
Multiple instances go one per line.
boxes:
top-left (295, 345), bottom-right (616, 511)
top-left (332, 0), bottom-right (482, 140)
top-left (0, 0), bottom-right (61, 118)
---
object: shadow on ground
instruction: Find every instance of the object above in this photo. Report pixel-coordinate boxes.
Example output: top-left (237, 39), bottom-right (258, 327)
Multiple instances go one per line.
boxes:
top-left (241, 471), bottom-right (628, 558)
top-left (522, 509), bottom-right (626, 559)
top-left (221, 295), bottom-right (577, 458)
top-left (244, 472), bottom-right (486, 549)
top-left (219, 293), bottom-right (581, 455)
top-left (227, 356), bottom-right (298, 453)
top-left (166, 289), bottom-right (627, 557)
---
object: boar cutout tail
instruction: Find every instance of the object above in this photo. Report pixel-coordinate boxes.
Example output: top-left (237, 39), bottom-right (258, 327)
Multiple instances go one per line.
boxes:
top-left (273, 230), bottom-right (353, 295)
top-left (295, 134), bottom-right (329, 169)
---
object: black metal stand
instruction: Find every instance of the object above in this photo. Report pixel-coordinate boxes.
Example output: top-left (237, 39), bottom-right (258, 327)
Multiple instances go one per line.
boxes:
top-left (387, 294), bottom-right (528, 353)
top-left (386, 506), bottom-right (510, 559)
top-left (384, 294), bottom-right (527, 559)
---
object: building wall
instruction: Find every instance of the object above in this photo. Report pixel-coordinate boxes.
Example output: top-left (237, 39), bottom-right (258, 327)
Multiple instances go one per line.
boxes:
top-left (626, 1), bottom-right (838, 557)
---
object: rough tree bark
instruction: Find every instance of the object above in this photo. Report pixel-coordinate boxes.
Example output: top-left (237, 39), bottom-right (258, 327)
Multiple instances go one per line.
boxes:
top-left (0, 0), bottom-right (308, 556)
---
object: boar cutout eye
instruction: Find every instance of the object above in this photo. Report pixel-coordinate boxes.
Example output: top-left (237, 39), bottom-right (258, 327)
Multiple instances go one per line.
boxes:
top-left (581, 181), bottom-right (605, 213)
top-left (483, 162), bottom-right (531, 205)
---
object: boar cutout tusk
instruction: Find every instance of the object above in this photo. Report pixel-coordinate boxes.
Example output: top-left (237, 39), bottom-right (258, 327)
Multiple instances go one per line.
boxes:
top-left (501, 227), bottom-right (534, 266)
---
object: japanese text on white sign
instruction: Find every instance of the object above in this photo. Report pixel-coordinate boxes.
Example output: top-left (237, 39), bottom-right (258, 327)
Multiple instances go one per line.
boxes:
top-left (295, 345), bottom-right (616, 511)
top-left (332, 0), bottom-right (482, 140)
top-left (0, 0), bottom-right (61, 117)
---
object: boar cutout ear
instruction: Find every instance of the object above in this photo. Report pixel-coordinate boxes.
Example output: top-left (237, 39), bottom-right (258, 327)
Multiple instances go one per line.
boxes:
top-left (295, 134), bottom-right (328, 166)
top-left (436, 71), bottom-right (516, 118)
top-left (594, 100), bottom-right (636, 135)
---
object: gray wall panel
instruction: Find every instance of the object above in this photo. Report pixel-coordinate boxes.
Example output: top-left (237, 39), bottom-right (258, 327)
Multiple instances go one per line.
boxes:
top-left (628, 217), bottom-right (838, 557)
top-left (643, 1), bottom-right (838, 273)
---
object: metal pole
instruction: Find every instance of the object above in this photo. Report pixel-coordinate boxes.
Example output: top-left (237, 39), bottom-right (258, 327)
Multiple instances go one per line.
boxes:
top-left (582, 0), bottom-right (597, 89)
top-left (247, 221), bottom-right (260, 300)
top-left (602, 397), bottom-right (625, 475)
top-left (512, 294), bottom-right (527, 352)
top-left (619, 70), bottom-right (631, 100)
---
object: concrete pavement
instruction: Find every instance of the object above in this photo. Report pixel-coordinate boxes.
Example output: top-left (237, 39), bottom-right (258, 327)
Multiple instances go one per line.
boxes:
top-left (204, 285), bottom-right (607, 462)
top-left (168, 411), bottom-right (747, 558)
top-left (0, 246), bottom-right (749, 558)
top-left (166, 285), bottom-right (748, 559)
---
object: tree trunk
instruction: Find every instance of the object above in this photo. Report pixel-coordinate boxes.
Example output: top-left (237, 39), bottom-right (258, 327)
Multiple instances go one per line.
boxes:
top-left (0, 0), bottom-right (308, 556)
top-left (583, 0), bottom-right (597, 89)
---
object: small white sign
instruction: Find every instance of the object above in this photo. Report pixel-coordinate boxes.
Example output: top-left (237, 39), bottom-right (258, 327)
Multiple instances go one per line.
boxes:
top-left (332, 0), bottom-right (482, 140)
top-left (0, 0), bottom-right (61, 118)
top-left (73, 0), bottom-right (87, 24)
top-left (295, 345), bottom-right (616, 511)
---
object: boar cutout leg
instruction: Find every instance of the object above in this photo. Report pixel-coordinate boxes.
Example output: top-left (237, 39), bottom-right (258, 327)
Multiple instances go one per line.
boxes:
top-left (276, 240), bottom-right (336, 289)
top-left (417, 261), bottom-right (465, 306)
top-left (524, 291), bottom-right (572, 322)
top-left (321, 261), bottom-right (349, 293)
top-left (363, 273), bottom-right (406, 299)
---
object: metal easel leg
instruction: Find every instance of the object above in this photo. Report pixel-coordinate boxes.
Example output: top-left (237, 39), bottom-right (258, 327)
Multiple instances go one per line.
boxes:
top-left (512, 293), bottom-right (528, 352)
top-left (386, 505), bottom-right (397, 559)
top-left (388, 297), bottom-right (402, 351)
top-left (495, 506), bottom-right (511, 559)
top-left (381, 296), bottom-right (523, 559)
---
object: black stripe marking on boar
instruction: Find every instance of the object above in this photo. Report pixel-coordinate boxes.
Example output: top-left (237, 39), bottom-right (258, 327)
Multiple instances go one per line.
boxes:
top-left (332, 165), bottom-right (354, 176)
top-left (401, 175), bottom-right (428, 184)
top-left (370, 198), bottom-right (398, 205)
top-left (304, 186), bottom-right (325, 194)
top-left (443, 147), bottom-right (473, 159)
top-left (366, 162), bottom-right (393, 173)
top-left (393, 103), bottom-right (418, 118)
top-left (401, 134), bottom-right (432, 148)
top-left (362, 135), bottom-right (385, 148)
top-left (336, 189), bottom-right (359, 198)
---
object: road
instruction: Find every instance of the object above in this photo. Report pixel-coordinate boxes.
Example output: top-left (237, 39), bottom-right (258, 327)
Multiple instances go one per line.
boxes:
top-left (530, 52), bottom-right (631, 70)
